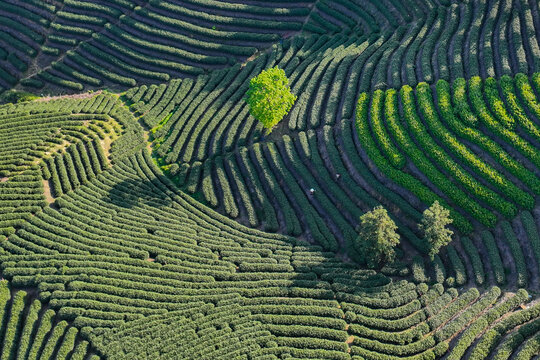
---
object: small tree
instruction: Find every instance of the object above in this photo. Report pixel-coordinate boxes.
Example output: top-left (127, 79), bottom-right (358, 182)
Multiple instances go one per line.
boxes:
top-left (356, 206), bottom-right (400, 268)
top-left (246, 66), bottom-right (296, 134)
top-left (420, 201), bottom-right (453, 259)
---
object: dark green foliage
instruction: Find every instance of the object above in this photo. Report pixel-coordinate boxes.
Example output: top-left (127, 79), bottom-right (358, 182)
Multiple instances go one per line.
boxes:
top-left (412, 255), bottom-right (429, 283)
top-left (420, 201), bottom-right (453, 260)
top-left (501, 221), bottom-right (527, 287)
top-left (0, 90), bottom-right (38, 104)
top-left (481, 231), bottom-right (506, 285)
top-left (355, 206), bottom-right (400, 268)
top-left (461, 237), bottom-right (485, 285)
top-left (447, 246), bottom-right (467, 286)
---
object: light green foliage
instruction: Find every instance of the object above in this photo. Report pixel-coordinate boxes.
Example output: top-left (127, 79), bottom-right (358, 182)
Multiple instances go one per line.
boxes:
top-left (246, 66), bottom-right (296, 133)
top-left (420, 201), bottom-right (453, 259)
top-left (355, 206), bottom-right (400, 268)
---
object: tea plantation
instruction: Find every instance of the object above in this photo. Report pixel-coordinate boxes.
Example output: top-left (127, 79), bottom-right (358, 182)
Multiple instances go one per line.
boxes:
top-left (1, 0), bottom-right (540, 359)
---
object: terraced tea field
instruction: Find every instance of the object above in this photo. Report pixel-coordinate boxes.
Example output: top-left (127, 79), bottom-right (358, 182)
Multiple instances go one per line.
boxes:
top-left (2, 0), bottom-right (540, 359)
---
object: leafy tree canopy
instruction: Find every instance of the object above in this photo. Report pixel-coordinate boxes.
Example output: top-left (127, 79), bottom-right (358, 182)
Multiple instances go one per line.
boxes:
top-left (420, 201), bottom-right (454, 260)
top-left (245, 66), bottom-right (296, 133)
top-left (356, 206), bottom-right (400, 268)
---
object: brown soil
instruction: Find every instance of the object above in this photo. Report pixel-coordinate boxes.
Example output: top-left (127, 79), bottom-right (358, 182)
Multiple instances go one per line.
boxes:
top-left (243, 52), bottom-right (260, 65)
top-left (345, 335), bottom-right (354, 344)
top-left (143, 131), bottom-right (154, 154)
top-left (101, 138), bottom-right (113, 165)
top-left (0, 177), bottom-right (8, 183)
top-left (145, 258), bottom-right (155, 262)
top-left (34, 140), bottom-right (69, 165)
top-left (35, 91), bottom-right (102, 102)
top-left (282, 31), bottom-right (296, 39)
top-left (42, 179), bottom-right (54, 204)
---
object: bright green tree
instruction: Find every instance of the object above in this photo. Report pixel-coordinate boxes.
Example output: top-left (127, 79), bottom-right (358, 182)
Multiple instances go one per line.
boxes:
top-left (420, 201), bottom-right (454, 259)
top-left (356, 206), bottom-right (400, 268)
top-left (246, 66), bottom-right (296, 134)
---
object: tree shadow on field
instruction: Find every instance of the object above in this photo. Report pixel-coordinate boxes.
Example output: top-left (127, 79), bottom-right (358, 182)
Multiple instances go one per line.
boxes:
top-left (102, 177), bottom-right (173, 210)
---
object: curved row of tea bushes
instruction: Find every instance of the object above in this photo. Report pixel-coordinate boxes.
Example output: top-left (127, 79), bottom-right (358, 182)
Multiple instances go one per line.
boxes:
top-left (357, 74), bottom-right (540, 289)
top-left (0, 94), bottom-right (142, 238)
top-left (0, 0), bottom-right (53, 88)
top-left (357, 75), bottom-right (540, 232)
top-left (0, 280), bottom-right (98, 360)
top-left (0, 139), bottom-right (472, 360)
top-left (2, 93), bottom-right (534, 358)
top-left (305, 0), bottom-right (540, 92)
top-left (122, 35), bottom-right (429, 255)
top-left (5, 0), bottom-right (540, 94)
top-left (303, 0), bottom-right (428, 35)
top-left (15, 0), bottom-right (313, 92)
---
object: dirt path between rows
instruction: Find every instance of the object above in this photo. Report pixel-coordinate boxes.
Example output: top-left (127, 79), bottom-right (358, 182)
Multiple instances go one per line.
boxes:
top-left (42, 179), bottom-right (54, 204)
top-left (35, 91), bottom-right (102, 102)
